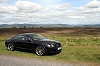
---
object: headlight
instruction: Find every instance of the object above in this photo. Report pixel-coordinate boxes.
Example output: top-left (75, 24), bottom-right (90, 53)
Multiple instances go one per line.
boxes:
top-left (51, 43), bottom-right (55, 47)
top-left (46, 43), bottom-right (55, 48)
top-left (46, 44), bottom-right (51, 48)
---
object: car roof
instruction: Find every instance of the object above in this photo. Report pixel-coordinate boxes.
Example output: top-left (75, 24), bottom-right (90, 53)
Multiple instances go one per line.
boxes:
top-left (17, 33), bottom-right (36, 36)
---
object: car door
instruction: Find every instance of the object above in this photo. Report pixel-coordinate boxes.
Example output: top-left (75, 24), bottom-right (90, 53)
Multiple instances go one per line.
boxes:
top-left (14, 35), bottom-right (26, 48)
top-left (13, 35), bottom-right (29, 48)
top-left (12, 35), bottom-right (23, 48)
top-left (21, 35), bottom-right (34, 49)
top-left (13, 35), bottom-right (34, 49)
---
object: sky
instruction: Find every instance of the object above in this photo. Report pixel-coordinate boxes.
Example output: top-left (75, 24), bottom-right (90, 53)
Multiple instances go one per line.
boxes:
top-left (0, 0), bottom-right (100, 24)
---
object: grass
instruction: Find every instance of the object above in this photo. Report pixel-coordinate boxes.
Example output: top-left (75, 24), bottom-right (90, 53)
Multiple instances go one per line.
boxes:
top-left (44, 36), bottom-right (100, 63)
top-left (0, 28), bottom-right (100, 65)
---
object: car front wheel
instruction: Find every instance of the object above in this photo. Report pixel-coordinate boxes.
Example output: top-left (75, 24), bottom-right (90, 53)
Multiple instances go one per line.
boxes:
top-left (36, 46), bottom-right (45, 56)
top-left (7, 43), bottom-right (14, 51)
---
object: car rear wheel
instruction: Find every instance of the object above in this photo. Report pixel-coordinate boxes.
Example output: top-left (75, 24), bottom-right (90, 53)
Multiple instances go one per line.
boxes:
top-left (7, 43), bottom-right (14, 51)
top-left (36, 46), bottom-right (45, 56)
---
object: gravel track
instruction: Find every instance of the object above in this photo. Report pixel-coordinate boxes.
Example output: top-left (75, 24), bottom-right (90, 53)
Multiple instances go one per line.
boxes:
top-left (0, 55), bottom-right (99, 66)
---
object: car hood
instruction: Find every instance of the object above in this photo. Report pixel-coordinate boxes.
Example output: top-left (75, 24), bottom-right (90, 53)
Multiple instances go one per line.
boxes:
top-left (39, 39), bottom-right (59, 44)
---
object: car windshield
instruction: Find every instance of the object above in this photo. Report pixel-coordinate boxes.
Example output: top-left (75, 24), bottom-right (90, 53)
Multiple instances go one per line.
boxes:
top-left (30, 34), bottom-right (46, 40)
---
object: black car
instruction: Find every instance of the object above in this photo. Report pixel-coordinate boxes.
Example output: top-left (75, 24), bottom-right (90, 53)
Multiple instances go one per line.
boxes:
top-left (5, 33), bottom-right (62, 56)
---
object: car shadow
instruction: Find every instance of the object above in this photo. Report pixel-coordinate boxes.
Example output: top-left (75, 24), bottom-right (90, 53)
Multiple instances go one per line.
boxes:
top-left (15, 48), bottom-right (35, 53)
top-left (14, 48), bottom-right (57, 56)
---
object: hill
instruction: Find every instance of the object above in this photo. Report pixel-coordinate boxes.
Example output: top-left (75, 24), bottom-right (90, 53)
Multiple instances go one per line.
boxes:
top-left (0, 24), bottom-right (100, 28)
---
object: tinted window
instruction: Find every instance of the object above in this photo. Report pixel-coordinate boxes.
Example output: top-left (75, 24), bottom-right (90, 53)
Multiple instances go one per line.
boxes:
top-left (30, 34), bottom-right (46, 40)
top-left (13, 35), bottom-right (24, 40)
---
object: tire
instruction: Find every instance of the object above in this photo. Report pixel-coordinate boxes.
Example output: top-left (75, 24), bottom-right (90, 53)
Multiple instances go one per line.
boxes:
top-left (7, 43), bottom-right (14, 51)
top-left (36, 46), bottom-right (45, 56)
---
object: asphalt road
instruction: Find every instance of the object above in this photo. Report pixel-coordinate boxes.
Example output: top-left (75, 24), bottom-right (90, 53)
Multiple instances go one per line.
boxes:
top-left (0, 55), bottom-right (98, 66)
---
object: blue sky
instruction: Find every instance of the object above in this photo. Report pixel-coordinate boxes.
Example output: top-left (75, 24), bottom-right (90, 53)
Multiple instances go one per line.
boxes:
top-left (0, 0), bottom-right (100, 24)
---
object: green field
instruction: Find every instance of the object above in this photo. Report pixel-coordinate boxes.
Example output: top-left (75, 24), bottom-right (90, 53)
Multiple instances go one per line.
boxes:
top-left (0, 28), bottom-right (100, 65)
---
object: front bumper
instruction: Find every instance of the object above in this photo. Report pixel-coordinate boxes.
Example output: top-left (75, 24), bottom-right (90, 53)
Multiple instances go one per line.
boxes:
top-left (45, 47), bottom-right (62, 54)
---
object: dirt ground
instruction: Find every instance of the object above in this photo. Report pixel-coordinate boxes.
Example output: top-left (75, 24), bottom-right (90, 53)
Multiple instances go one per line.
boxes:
top-left (0, 28), bottom-right (100, 37)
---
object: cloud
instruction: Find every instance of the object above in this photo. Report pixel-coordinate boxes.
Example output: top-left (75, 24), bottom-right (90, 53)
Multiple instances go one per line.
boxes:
top-left (76, 0), bottom-right (100, 14)
top-left (67, 0), bottom-right (100, 24)
top-left (0, 1), bottom-right (48, 14)
top-left (0, 0), bottom-right (100, 24)
top-left (85, 0), bottom-right (100, 8)
top-left (0, 0), bottom-right (11, 2)
top-left (16, 1), bottom-right (44, 13)
top-left (0, 0), bottom-right (3, 2)
top-left (55, 3), bottom-right (70, 11)
top-left (31, 0), bottom-right (63, 6)
top-left (0, 0), bottom-right (5, 2)
top-left (0, 6), bottom-right (18, 14)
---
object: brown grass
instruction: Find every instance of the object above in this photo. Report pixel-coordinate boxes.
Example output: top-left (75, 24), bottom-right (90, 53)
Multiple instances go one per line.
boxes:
top-left (0, 28), bottom-right (100, 37)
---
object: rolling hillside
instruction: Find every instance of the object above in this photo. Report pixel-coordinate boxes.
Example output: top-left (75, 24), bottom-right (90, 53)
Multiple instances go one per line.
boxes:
top-left (0, 24), bottom-right (100, 28)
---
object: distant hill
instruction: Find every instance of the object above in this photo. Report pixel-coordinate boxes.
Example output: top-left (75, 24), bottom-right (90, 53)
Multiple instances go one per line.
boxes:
top-left (0, 24), bottom-right (100, 28)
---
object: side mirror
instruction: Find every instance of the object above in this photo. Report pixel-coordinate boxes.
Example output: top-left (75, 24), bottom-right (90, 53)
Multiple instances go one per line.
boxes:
top-left (27, 39), bottom-right (31, 42)
top-left (26, 39), bottom-right (32, 42)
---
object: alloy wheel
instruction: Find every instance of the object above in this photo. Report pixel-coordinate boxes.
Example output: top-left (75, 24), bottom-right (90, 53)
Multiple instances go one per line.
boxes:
top-left (36, 46), bottom-right (45, 56)
top-left (7, 43), bottom-right (14, 51)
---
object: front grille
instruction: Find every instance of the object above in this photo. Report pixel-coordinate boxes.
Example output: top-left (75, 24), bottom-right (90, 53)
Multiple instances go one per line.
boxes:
top-left (55, 43), bottom-right (61, 47)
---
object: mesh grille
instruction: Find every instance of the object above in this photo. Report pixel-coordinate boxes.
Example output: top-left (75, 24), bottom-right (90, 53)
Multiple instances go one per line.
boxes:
top-left (55, 43), bottom-right (61, 47)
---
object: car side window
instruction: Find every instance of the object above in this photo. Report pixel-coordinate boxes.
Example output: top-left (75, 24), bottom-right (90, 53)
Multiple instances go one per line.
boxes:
top-left (21, 35), bottom-right (33, 41)
top-left (13, 35), bottom-right (25, 40)
top-left (19, 36), bottom-right (25, 40)
top-left (26, 36), bottom-right (33, 41)
top-left (13, 35), bottom-right (32, 41)
top-left (13, 36), bottom-right (19, 40)
top-left (16, 36), bottom-right (25, 40)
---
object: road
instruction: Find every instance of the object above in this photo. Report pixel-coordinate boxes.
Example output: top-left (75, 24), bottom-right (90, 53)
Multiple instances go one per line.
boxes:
top-left (0, 55), bottom-right (99, 66)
